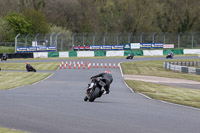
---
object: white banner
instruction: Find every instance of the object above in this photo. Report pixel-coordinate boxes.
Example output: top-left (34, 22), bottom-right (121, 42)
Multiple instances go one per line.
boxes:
top-left (131, 43), bottom-right (140, 49)
top-left (143, 50), bottom-right (163, 56)
top-left (77, 51), bottom-right (94, 57)
top-left (184, 49), bottom-right (200, 54)
top-left (33, 52), bottom-right (48, 58)
top-left (163, 44), bottom-right (174, 48)
top-left (106, 50), bottom-right (124, 56)
top-left (59, 52), bottom-right (69, 57)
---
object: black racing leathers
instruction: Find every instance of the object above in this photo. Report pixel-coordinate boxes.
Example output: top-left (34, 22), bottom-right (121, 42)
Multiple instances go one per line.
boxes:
top-left (91, 73), bottom-right (113, 94)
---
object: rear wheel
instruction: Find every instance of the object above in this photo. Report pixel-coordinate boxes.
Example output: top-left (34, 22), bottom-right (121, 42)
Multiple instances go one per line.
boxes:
top-left (88, 87), bottom-right (100, 102)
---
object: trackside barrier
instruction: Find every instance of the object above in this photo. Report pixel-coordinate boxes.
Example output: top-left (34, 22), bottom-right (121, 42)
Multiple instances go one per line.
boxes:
top-left (32, 48), bottom-right (199, 58)
top-left (164, 62), bottom-right (200, 75)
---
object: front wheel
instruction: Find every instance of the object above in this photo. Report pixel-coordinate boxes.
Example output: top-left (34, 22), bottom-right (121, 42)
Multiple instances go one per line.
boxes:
top-left (84, 96), bottom-right (88, 101)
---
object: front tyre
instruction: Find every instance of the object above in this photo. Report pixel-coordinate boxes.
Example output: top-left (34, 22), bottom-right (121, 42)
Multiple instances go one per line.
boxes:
top-left (84, 96), bottom-right (88, 101)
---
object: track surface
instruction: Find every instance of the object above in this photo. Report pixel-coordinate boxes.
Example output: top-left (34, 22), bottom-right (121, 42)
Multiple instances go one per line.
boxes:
top-left (0, 56), bottom-right (200, 133)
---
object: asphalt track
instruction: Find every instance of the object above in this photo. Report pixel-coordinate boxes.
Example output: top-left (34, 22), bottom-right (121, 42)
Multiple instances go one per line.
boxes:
top-left (0, 56), bottom-right (200, 133)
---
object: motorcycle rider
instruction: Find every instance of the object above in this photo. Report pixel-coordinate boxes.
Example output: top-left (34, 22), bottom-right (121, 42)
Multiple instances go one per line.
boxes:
top-left (88, 70), bottom-right (113, 97)
top-left (26, 62), bottom-right (36, 72)
top-left (126, 53), bottom-right (134, 59)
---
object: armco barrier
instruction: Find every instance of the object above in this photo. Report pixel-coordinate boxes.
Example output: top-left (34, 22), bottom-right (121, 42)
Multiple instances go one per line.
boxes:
top-left (124, 50), bottom-right (143, 56)
top-left (184, 49), bottom-right (200, 54)
top-left (69, 51), bottom-right (77, 57)
top-left (94, 51), bottom-right (106, 56)
top-left (163, 49), bottom-right (183, 55)
top-left (48, 52), bottom-right (59, 57)
top-left (3, 48), bottom-right (200, 59)
top-left (143, 50), bottom-right (163, 56)
top-left (77, 51), bottom-right (94, 57)
top-left (34, 52), bottom-right (48, 58)
top-left (164, 62), bottom-right (200, 75)
top-left (59, 52), bottom-right (69, 58)
top-left (106, 50), bottom-right (124, 57)
top-left (196, 68), bottom-right (200, 75)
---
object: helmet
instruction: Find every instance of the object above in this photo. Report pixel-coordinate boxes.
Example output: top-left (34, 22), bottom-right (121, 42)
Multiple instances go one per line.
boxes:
top-left (105, 70), bottom-right (110, 74)
top-left (26, 62), bottom-right (29, 64)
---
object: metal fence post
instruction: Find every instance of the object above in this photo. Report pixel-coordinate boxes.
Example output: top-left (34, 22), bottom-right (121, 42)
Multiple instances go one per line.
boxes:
top-left (152, 32), bottom-right (157, 43)
top-left (93, 33), bottom-right (95, 45)
top-left (117, 33), bottom-right (119, 45)
top-left (35, 33), bottom-right (39, 42)
top-left (60, 34), bottom-right (64, 51)
top-left (164, 32), bottom-right (167, 44)
top-left (140, 32), bottom-right (144, 43)
top-left (128, 33), bottom-right (131, 43)
top-left (72, 33), bottom-right (75, 50)
top-left (50, 32), bottom-right (55, 45)
top-left (55, 32), bottom-right (60, 51)
top-left (103, 33), bottom-right (106, 45)
top-left (15, 34), bottom-right (20, 53)
top-left (25, 34), bottom-right (29, 47)
top-left (83, 34), bottom-right (85, 46)
top-left (178, 32), bottom-right (182, 48)
top-left (192, 32), bottom-right (195, 48)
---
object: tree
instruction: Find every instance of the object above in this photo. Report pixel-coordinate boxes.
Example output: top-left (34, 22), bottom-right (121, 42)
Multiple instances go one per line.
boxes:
top-left (4, 12), bottom-right (33, 34)
top-left (23, 9), bottom-right (50, 33)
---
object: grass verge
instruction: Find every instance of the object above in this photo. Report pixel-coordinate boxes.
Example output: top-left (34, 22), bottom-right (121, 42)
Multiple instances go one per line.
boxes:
top-left (0, 127), bottom-right (26, 133)
top-left (0, 71), bottom-right (51, 90)
top-left (126, 80), bottom-right (200, 108)
top-left (121, 59), bottom-right (200, 82)
top-left (0, 62), bottom-right (59, 71)
top-left (0, 46), bottom-right (15, 53)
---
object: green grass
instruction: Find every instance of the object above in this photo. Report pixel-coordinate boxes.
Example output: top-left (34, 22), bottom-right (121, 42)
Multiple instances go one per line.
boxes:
top-left (121, 59), bottom-right (200, 82)
top-left (0, 127), bottom-right (27, 133)
top-left (126, 80), bottom-right (200, 108)
top-left (0, 62), bottom-right (59, 71)
top-left (0, 71), bottom-right (51, 90)
top-left (122, 58), bottom-right (200, 108)
top-left (0, 46), bottom-right (15, 53)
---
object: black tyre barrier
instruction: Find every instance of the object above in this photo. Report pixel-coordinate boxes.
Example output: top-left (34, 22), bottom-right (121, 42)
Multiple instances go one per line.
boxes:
top-left (0, 53), bottom-right (33, 59)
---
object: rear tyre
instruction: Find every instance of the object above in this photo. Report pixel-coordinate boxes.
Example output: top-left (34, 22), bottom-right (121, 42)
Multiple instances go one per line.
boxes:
top-left (88, 87), bottom-right (100, 102)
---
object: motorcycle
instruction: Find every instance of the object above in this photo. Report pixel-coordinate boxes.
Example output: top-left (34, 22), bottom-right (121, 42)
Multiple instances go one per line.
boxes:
top-left (126, 53), bottom-right (134, 59)
top-left (84, 77), bottom-right (106, 102)
top-left (1, 53), bottom-right (7, 61)
top-left (27, 66), bottom-right (36, 72)
top-left (166, 54), bottom-right (174, 59)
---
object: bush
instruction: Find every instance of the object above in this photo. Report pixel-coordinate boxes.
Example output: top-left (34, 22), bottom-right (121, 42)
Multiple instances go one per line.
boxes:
top-left (23, 9), bottom-right (50, 33)
top-left (0, 18), bottom-right (15, 42)
top-left (4, 12), bottom-right (33, 34)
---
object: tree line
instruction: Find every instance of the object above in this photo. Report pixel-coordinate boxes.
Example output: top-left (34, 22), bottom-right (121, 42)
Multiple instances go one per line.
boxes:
top-left (0, 0), bottom-right (200, 42)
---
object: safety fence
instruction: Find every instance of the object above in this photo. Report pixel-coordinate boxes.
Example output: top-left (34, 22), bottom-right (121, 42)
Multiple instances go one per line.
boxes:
top-left (163, 62), bottom-right (200, 75)
top-left (15, 32), bottom-right (200, 52)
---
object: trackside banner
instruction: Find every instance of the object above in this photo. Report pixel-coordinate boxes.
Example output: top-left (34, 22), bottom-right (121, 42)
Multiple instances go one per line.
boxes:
top-left (140, 43), bottom-right (163, 49)
top-left (16, 46), bottom-right (56, 53)
top-left (73, 45), bottom-right (124, 50)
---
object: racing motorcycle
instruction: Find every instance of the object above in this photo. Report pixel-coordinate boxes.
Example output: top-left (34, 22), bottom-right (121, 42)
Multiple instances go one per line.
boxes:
top-left (166, 53), bottom-right (174, 59)
top-left (1, 53), bottom-right (7, 61)
top-left (27, 66), bottom-right (36, 72)
top-left (84, 77), bottom-right (106, 102)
